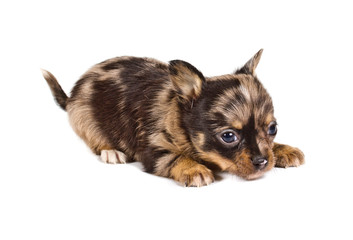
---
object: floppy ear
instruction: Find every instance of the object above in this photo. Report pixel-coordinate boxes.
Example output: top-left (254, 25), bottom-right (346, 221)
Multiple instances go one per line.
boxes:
top-left (236, 49), bottom-right (263, 75)
top-left (169, 60), bottom-right (205, 102)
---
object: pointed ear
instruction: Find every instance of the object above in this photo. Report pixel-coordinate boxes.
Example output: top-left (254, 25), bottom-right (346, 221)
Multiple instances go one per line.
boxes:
top-left (236, 49), bottom-right (263, 75)
top-left (169, 60), bottom-right (205, 102)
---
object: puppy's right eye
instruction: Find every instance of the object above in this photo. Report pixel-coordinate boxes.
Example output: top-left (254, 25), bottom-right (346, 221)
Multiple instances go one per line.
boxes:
top-left (220, 130), bottom-right (239, 145)
top-left (267, 122), bottom-right (277, 136)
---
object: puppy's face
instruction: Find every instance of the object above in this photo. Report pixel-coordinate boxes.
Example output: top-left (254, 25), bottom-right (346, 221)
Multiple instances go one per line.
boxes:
top-left (173, 49), bottom-right (276, 179)
top-left (190, 73), bottom-right (277, 179)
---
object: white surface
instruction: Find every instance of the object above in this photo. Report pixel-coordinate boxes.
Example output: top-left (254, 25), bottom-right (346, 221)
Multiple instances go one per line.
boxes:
top-left (1, 1), bottom-right (352, 239)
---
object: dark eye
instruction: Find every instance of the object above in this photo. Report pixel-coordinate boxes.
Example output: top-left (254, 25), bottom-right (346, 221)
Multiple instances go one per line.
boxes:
top-left (221, 130), bottom-right (238, 144)
top-left (268, 122), bottom-right (277, 136)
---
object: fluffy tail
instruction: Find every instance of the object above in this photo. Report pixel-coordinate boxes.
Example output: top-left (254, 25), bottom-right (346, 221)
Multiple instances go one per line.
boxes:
top-left (41, 69), bottom-right (68, 111)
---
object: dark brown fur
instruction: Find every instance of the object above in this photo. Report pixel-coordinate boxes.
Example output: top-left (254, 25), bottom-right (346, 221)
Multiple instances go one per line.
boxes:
top-left (42, 50), bottom-right (304, 187)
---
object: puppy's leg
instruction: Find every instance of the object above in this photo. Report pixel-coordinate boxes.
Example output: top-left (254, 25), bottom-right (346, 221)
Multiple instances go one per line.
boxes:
top-left (100, 149), bottom-right (127, 164)
top-left (169, 157), bottom-right (214, 187)
top-left (273, 143), bottom-right (305, 168)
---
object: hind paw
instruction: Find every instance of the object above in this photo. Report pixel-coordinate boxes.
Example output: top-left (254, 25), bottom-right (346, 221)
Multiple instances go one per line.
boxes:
top-left (100, 150), bottom-right (127, 164)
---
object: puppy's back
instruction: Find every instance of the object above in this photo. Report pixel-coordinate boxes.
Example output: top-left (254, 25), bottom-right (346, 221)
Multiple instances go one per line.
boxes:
top-left (67, 57), bottom-right (172, 158)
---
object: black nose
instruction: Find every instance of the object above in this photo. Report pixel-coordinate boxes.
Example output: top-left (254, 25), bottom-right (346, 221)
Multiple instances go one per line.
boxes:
top-left (252, 156), bottom-right (268, 170)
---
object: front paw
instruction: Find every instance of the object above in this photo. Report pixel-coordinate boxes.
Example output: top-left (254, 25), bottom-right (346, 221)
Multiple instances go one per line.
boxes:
top-left (180, 165), bottom-right (215, 187)
top-left (170, 159), bottom-right (215, 187)
top-left (273, 143), bottom-right (305, 168)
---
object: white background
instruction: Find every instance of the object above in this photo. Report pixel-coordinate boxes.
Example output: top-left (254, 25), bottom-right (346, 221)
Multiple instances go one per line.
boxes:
top-left (1, 0), bottom-right (352, 239)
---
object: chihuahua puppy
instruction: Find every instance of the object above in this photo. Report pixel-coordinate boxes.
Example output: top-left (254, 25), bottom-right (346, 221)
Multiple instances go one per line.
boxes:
top-left (42, 49), bottom-right (304, 186)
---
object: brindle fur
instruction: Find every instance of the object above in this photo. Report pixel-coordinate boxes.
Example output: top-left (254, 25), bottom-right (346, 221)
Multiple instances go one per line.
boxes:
top-left (43, 49), bottom-right (304, 187)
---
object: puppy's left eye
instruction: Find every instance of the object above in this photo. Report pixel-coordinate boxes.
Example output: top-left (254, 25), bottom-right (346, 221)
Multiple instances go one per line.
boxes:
top-left (220, 130), bottom-right (238, 144)
top-left (268, 122), bottom-right (277, 136)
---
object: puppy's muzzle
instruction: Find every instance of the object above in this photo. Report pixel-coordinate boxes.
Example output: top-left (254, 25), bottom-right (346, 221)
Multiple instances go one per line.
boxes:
top-left (252, 156), bottom-right (268, 170)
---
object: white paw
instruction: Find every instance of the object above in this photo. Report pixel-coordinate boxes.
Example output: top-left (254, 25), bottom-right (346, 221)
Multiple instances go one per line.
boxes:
top-left (100, 150), bottom-right (127, 164)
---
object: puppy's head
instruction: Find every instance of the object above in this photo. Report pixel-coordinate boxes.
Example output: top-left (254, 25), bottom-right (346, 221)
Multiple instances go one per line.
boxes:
top-left (170, 49), bottom-right (277, 180)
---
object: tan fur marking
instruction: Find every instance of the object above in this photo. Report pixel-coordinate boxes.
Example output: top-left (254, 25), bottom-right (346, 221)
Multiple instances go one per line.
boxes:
top-left (198, 151), bottom-right (235, 171)
top-left (149, 96), bottom-right (191, 154)
top-left (194, 132), bottom-right (205, 147)
top-left (210, 87), bottom-right (251, 124)
top-left (206, 74), bottom-right (236, 82)
top-left (273, 143), bottom-right (305, 168)
top-left (149, 132), bottom-right (176, 152)
top-left (170, 157), bottom-right (214, 187)
top-left (232, 121), bottom-right (243, 130)
top-left (265, 114), bottom-right (276, 126)
top-left (238, 84), bottom-right (251, 102)
top-left (246, 171), bottom-right (266, 180)
top-left (66, 81), bottom-right (111, 154)
top-left (154, 153), bottom-right (177, 177)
